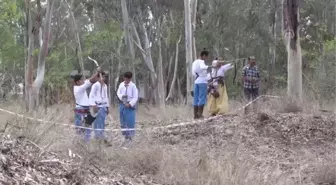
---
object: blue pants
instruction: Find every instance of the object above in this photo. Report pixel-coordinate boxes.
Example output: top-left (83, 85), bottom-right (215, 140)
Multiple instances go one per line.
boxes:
top-left (86, 107), bottom-right (107, 141)
top-left (244, 88), bottom-right (259, 101)
top-left (74, 106), bottom-right (91, 141)
top-left (193, 83), bottom-right (207, 106)
top-left (119, 104), bottom-right (136, 139)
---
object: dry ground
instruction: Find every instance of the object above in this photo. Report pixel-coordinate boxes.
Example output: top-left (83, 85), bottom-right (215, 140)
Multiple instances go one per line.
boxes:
top-left (0, 96), bottom-right (335, 185)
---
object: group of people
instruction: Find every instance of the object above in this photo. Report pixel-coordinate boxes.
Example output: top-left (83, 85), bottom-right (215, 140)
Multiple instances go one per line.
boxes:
top-left (71, 50), bottom-right (260, 145)
top-left (72, 70), bottom-right (138, 146)
top-left (192, 50), bottom-right (260, 119)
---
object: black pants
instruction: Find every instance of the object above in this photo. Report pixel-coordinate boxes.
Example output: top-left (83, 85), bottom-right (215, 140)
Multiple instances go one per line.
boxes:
top-left (244, 88), bottom-right (259, 101)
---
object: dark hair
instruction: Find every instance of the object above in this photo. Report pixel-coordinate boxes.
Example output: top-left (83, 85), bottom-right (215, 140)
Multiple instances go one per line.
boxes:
top-left (124, 71), bottom-right (133, 79)
top-left (200, 48), bottom-right (209, 57)
top-left (71, 74), bottom-right (83, 83)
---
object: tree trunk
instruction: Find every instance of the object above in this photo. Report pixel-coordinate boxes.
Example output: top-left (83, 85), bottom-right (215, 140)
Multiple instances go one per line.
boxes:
top-left (268, 0), bottom-right (277, 89)
top-left (191, 0), bottom-right (198, 60)
top-left (184, 0), bottom-right (193, 104)
top-left (25, 3), bottom-right (34, 111)
top-left (65, 0), bottom-right (85, 75)
top-left (166, 34), bottom-right (182, 102)
top-left (132, 21), bottom-right (158, 104)
top-left (283, 0), bottom-right (302, 105)
top-left (156, 20), bottom-right (165, 108)
top-left (121, 0), bottom-right (136, 83)
top-left (26, 0), bottom-right (54, 111)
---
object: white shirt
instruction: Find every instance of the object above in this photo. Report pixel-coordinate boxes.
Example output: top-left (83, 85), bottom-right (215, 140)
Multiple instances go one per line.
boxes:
top-left (117, 81), bottom-right (138, 107)
top-left (209, 63), bottom-right (234, 86)
top-left (192, 59), bottom-right (209, 84)
top-left (89, 82), bottom-right (109, 107)
top-left (73, 80), bottom-right (92, 107)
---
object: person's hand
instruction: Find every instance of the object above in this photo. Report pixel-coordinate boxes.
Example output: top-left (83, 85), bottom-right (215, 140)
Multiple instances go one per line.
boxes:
top-left (125, 103), bottom-right (131, 107)
top-left (93, 105), bottom-right (98, 112)
top-left (207, 67), bottom-right (212, 73)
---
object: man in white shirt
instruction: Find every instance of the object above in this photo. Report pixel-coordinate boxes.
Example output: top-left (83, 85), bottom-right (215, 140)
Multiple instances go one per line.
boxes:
top-left (117, 72), bottom-right (138, 145)
top-left (191, 50), bottom-right (210, 119)
top-left (88, 72), bottom-right (110, 141)
top-left (72, 70), bottom-right (100, 141)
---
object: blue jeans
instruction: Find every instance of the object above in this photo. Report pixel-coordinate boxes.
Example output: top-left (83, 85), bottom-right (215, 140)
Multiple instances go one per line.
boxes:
top-left (86, 107), bottom-right (107, 141)
top-left (193, 83), bottom-right (208, 106)
top-left (119, 103), bottom-right (136, 139)
top-left (74, 106), bottom-right (91, 141)
top-left (244, 88), bottom-right (259, 101)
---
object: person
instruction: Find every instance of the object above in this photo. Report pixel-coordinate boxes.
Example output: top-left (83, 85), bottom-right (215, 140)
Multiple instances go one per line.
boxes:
top-left (88, 72), bottom-right (110, 141)
top-left (117, 72), bottom-right (138, 146)
top-left (72, 70), bottom-right (100, 141)
top-left (242, 56), bottom-right (260, 113)
top-left (206, 58), bottom-right (234, 116)
top-left (192, 49), bottom-right (210, 119)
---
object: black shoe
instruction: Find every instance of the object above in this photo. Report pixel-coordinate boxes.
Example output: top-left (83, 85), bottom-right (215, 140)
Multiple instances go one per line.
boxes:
top-left (198, 105), bottom-right (205, 119)
top-left (194, 106), bottom-right (199, 119)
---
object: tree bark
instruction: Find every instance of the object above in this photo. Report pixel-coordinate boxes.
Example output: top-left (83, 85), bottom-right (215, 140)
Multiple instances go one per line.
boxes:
top-left (166, 34), bottom-right (182, 102)
top-left (132, 20), bottom-right (158, 104)
top-left (283, 0), bottom-right (302, 105)
top-left (121, 0), bottom-right (136, 84)
top-left (32, 0), bottom-right (54, 109)
top-left (268, 0), bottom-right (277, 89)
top-left (64, 0), bottom-right (85, 76)
top-left (25, 2), bottom-right (34, 110)
top-left (184, 0), bottom-right (193, 104)
top-left (156, 19), bottom-right (165, 108)
top-left (191, 0), bottom-right (198, 60)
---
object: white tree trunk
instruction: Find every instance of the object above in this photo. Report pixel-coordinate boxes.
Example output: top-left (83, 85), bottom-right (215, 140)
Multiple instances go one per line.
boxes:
top-left (184, 0), bottom-right (193, 104)
top-left (191, 0), bottom-right (198, 60)
top-left (156, 19), bottom-right (165, 108)
top-left (121, 0), bottom-right (136, 83)
top-left (28, 0), bottom-right (54, 110)
top-left (268, 0), bottom-right (277, 88)
top-left (132, 21), bottom-right (158, 103)
top-left (166, 34), bottom-right (182, 102)
top-left (65, 0), bottom-right (85, 76)
top-left (283, 0), bottom-right (302, 105)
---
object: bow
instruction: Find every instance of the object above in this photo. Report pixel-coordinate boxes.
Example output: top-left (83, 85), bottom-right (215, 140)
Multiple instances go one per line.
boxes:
top-left (233, 62), bottom-right (237, 85)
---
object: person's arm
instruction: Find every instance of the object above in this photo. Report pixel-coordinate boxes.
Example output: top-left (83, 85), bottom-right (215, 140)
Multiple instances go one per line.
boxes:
top-left (199, 60), bottom-right (208, 70)
top-left (105, 85), bottom-right (110, 107)
top-left (191, 62), bottom-right (197, 77)
top-left (241, 67), bottom-right (248, 82)
top-left (129, 85), bottom-right (139, 107)
top-left (89, 83), bottom-right (98, 106)
top-left (254, 68), bottom-right (260, 82)
top-left (76, 80), bottom-right (92, 93)
top-left (220, 63), bottom-right (234, 72)
top-left (116, 83), bottom-right (124, 101)
top-left (76, 71), bottom-right (99, 92)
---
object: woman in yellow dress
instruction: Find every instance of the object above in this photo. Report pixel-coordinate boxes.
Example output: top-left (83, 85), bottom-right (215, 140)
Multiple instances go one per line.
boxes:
top-left (206, 58), bottom-right (234, 116)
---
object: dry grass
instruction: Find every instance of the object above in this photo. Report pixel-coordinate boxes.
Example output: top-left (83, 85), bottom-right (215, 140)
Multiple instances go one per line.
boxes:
top-left (0, 95), bottom-right (335, 184)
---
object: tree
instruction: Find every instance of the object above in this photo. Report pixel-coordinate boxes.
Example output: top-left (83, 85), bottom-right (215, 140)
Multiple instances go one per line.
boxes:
top-left (282, 0), bottom-right (303, 107)
top-left (184, 0), bottom-right (193, 104)
top-left (25, 0), bottom-right (55, 111)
